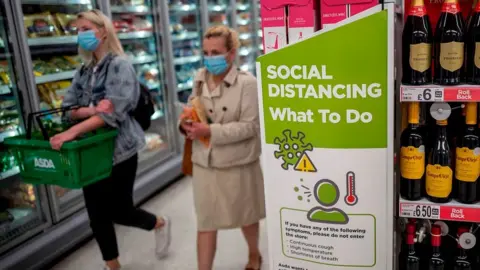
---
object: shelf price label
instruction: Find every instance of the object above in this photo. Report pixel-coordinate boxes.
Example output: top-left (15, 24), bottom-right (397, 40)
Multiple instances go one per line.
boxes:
top-left (400, 203), bottom-right (440, 219)
top-left (401, 87), bottom-right (444, 102)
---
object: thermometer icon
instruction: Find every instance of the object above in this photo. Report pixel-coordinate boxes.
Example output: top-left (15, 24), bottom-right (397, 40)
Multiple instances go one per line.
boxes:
top-left (344, 171), bottom-right (358, 206)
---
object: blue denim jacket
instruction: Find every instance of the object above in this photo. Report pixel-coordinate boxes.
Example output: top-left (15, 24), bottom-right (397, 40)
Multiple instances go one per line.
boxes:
top-left (63, 53), bottom-right (145, 165)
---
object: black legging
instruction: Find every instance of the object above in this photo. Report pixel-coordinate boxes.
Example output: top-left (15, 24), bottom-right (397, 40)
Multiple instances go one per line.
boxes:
top-left (83, 154), bottom-right (157, 261)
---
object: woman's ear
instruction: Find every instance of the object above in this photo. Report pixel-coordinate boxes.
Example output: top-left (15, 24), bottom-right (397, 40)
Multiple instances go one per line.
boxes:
top-left (228, 49), bottom-right (236, 63)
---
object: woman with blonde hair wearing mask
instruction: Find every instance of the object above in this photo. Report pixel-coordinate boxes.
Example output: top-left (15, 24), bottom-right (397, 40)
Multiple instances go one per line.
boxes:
top-left (180, 25), bottom-right (266, 270)
top-left (49, 10), bottom-right (170, 270)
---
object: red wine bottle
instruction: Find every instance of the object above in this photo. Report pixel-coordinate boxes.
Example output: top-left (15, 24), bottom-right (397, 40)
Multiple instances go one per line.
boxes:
top-left (428, 225), bottom-right (445, 270)
top-left (402, 0), bottom-right (433, 85)
top-left (434, 0), bottom-right (465, 85)
top-left (454, 227), bottom-right (472, 270)
top-left (455, 102), bottom-right (480, 203)
top-left (466, 1), bottom-right (480, 84)
top-left (399, 223), bottom-right (421, 270)
top-left (426, 120), bottom-right (453, 203)
top-left (400, 102), bottom-right (426, 200)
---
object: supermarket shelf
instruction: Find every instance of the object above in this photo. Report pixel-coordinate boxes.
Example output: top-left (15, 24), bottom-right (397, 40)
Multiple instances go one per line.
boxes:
top-left (22, 0), bottom-right (91, 4)
top-left (258, 29), bottom-right (263, 37)
top-left (239, 47), bottom-right (254, 56)
top-left (28, 36), bottom-right (77, 46)
top-left (208, 4), bottom-right (227, 12)
top-left (146, 82), bottom-right (161, 90)
top-left (151, 110), bottom-right (164, 121)
top-left (110, 5), bottom-right (150, 14)
top-left (118, 31), bottom-right (153, 40)
top-left (240, 63), bottom-right (253, 72)
top-left (400, 84), bottom-right (480, 102)
top-left (239, 33), bottom-right (252, 40)
top-left (35, 70), bottom-right (76, 84)
top-left (0, 166), bottom-right (20, 180)
top-left (130, 55), bottom-right (157, 65)
top-left (171, 31), bottom-right (199, 42)
top-left (399, 198), bottom-right (480, 223)
top-left (0, 129), bottom-right (19, 142)
top-left (177, 81), bottom-right (193, 92)
top-left (237, 3), bottom-right (251, 11)
top-left (174, 55), bottom-right (201, 65)
top-left (170, 3), bottom-right (197, 12)
top-left (0, 85), bottom-right (11, 95)
top-left (237, 19), bottom-right (251, 26)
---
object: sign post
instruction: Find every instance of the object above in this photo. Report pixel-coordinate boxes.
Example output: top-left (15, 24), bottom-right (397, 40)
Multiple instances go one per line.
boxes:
top-left (256, 4), bottom-right (394, 270)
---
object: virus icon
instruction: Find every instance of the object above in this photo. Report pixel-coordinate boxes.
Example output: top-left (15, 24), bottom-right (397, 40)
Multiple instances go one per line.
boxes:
top-left (274, 129), bottom-right (313, 170)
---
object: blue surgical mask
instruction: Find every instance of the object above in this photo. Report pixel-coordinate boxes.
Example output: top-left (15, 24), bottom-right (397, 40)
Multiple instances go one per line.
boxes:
top-left (78, 30), bottom-right (100, 51)
top-left (204, 54), bottom-right (229, 75)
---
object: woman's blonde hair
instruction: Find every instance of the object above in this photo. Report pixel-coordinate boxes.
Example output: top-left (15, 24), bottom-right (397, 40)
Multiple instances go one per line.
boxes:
top-left (204, 25), bottom-right (240, 51)
top-left (77, 9), bottom-right (125, 65)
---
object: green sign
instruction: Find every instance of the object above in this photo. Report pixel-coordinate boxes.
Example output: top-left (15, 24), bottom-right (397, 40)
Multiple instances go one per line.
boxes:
top-left (258, 11), bottom-right (388, 149)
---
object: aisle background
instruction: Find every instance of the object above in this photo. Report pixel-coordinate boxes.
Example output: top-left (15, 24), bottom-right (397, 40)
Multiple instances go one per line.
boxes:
top-left (51, 177), bottom-right (269, 270)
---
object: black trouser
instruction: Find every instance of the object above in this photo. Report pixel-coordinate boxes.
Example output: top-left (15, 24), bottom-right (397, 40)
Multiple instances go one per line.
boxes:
top-left (83, 154), bottom-right (157, 261)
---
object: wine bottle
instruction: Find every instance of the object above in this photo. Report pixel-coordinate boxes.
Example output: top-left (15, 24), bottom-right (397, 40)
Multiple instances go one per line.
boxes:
top-left (400, 223), bottom-right (421, 270)
top-left (426, 119), bottom-right (453, 203)
top-left (428, 225), bottom-right (445, 270)
top-left (466, 1), bottom-right (480, 84)
top-left (400, 102), bottom-right (426, 200)
top-left (434, 0), bottom-right (465, 85)
top-left (402, 0), bottom-right (433, 85)
top-left (455, 103), bottom-right (480, 204)
top-left (453, 227), bottom-right (472, 270)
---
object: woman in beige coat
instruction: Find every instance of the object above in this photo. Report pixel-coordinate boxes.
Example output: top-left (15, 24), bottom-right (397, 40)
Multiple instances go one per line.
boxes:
top-left (179, 25), bottom-right (266, 270)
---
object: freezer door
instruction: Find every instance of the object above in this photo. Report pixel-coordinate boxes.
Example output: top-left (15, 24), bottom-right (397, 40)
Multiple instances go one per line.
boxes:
top-left (168, 0), bottom-right (203, 103)
top-left (235, 0), bottom-right (256, 73)
top-left (109, 0), bottom-right (176, 173)
top-left (0, 0), bottom-right (51, 255)
top-left (12, 0), bottom-right (101, 222)
top-left (207, 0), bottom-right (233, 27)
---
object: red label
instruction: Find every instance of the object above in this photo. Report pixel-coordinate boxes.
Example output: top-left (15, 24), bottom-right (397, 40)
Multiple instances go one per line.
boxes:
top-left (441, 3), bottom-right (461, 14)
top-left (439, 206), bottom-right (480, 222)
top-left (443, 88), bottom-right (480, 101)
top-left (475, 3), bottom-right (480, 12)
top-left (408, 6), bottom-right (428, 16)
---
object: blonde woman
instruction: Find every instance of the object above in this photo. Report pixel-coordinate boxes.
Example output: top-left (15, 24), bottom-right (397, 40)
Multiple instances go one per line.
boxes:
top-left (180, 26), bottom-right (266, 270)
top-left (49, 10), bottom-right (170, 270)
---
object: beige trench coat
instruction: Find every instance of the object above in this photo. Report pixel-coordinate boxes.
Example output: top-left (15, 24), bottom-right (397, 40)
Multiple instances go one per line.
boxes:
top-left (182, 66), bottom-right (266, 231)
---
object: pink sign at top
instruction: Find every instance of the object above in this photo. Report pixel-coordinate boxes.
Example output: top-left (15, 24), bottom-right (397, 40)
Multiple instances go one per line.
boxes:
top-left (261, 0), bottom-right (311, 10)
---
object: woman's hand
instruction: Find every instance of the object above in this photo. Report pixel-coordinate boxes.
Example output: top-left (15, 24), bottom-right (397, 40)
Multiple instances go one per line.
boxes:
top-left (50, 129), bottom-right (79, 150)
top-left (184, 122), bottom-right (211, 140)
top-left (96, 99), bottom-right (114, 114)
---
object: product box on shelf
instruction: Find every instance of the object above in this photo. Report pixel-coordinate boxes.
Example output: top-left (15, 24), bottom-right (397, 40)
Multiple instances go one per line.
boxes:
top-left (320, 0), bottom-right (377, 29)
top-left (403, 0), bottom-right (472, 30)
top-left (260, 0), bottom-right (319, 53)
top-left (288, 0), bottom-right (319, 44)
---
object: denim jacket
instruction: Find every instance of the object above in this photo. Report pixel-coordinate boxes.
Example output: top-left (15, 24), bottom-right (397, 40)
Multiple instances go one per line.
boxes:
top-left (63, 53), bottom-right (145, 165)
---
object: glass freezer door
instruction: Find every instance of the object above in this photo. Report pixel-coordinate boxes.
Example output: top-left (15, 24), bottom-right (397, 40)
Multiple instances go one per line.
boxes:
top-left (0, 0), bottom-right (50, 255)
top-left (235, 0), bottom-right (255, 73)
top-left (110, 0), bottom-right (176, 173)
top-left (169, 0), bottom-right (202, 103)
top-left (208, 0), bottom-right (232, 27)
top-left (15, 0), bottom-right (99, 222)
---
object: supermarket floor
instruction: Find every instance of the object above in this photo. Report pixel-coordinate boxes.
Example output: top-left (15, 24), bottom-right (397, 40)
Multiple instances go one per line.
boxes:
top-left (51, 176), bottom-right (270, 270)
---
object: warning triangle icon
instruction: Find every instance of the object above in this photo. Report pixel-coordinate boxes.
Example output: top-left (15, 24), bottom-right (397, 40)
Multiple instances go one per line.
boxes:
top-left (294, 152), bottom-right (317, 172)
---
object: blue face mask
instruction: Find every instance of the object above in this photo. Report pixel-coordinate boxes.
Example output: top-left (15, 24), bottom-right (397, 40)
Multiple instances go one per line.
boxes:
top-left (204, 54), bottom-right (229, 75)
top-left (78, 30), bottom-right (100, 51)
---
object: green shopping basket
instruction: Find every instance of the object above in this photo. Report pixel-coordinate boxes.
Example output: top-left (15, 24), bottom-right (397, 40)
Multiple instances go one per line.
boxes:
top-left (4, 106), bottom-right (118, 189)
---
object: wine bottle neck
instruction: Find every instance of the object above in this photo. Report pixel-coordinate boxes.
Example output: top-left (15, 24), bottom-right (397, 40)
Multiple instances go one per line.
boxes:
top-left (411, 0), bottom-right (425, 6)
top-left (465, 103), bottom-right (478, 125)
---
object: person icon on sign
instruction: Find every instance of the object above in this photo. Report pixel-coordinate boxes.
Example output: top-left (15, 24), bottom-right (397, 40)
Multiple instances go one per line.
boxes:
top-left (307, 179), bottom-right (349, 225)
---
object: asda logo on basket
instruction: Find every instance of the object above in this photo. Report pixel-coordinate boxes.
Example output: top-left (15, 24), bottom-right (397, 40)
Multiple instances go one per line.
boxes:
top-left (34, 158), bottom-right (55, 170)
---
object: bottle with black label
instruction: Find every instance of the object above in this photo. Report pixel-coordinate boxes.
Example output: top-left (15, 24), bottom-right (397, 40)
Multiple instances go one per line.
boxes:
top-left (402, 0), bottom-right (433, 85)
top-left (399, 223), bottom-right (421, 270)
top-left (434, 0), bottom-right (465, 85)
top-left (453, 227), bottom-right (473, 270)
top-left (426, 119), bottom-right (453, 203)
top-left (466, 1), bottom-right (480, 84)
top-left (400, 102), bottom-right (426, 200)
top-left (455, 103), bottom-right (480, 204)
top-left (428, 225), bottom-right (446, 270)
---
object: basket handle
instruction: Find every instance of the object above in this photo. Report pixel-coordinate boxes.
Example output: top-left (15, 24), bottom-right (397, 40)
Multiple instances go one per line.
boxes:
top-left (26, 105), bottom-right (80, 140)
